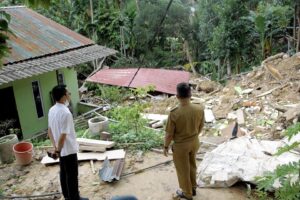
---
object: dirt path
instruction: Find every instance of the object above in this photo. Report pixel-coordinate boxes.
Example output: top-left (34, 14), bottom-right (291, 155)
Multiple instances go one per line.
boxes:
top-left (0, 151), bottom-right (249, 200)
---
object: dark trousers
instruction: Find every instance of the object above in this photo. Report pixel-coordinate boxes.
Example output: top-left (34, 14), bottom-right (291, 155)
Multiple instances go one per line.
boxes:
top-left (59, 153), bottom-right (80, 200)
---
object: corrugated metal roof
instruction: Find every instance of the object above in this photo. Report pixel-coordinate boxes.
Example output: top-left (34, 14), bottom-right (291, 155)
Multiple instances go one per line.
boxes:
top-left (131, 68), bottom-right (190, 94)
top-left (1, 6), bottom-right (94, 64)
top-left (0, 45), bottom-right (117, 85)
top-left (87, 68), bottom-right (138, 87)
top-left (99, 157), bottom-right (124, 182)
top-left (87, 68), bottom-right (190, 94)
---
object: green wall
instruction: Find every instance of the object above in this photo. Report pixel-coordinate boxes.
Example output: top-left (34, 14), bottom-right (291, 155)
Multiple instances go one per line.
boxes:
top-left (0, 68), bottom-right (79, 139)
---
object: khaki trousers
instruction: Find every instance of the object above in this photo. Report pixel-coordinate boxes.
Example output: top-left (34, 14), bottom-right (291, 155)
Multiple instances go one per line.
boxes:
top-left (172, 138), bottom-right (200, 198)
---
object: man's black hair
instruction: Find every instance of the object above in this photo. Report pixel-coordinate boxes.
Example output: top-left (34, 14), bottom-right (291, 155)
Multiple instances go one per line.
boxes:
top-left (52, 84), bottom-right (67, 101)
top-left (176, 82), bottom-right (191, 98)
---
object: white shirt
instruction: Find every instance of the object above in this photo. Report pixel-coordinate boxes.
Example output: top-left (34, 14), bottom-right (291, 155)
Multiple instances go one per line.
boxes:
top-left (48, 103), bottom-right (79, 157)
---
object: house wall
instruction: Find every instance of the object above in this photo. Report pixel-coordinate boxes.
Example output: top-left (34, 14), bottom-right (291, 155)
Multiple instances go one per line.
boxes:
top-left (0, 68), bottom-right (79, 139)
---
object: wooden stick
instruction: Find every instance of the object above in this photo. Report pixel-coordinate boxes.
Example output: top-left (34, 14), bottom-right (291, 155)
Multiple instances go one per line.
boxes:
top-left (151, 148), bottom-right (173, 155)
top-left (208, 88), bottom-right (221, 96)
top-left (90, 160), bottom-right (96, 174)
top-left (0, 192), bottom-right (61, 199)
top-left (200, 141), bottom-right (219, 146)
top-left (121, 159), bottom-right (173, 177)
top-left (256, 83), bottom-right (289, 98)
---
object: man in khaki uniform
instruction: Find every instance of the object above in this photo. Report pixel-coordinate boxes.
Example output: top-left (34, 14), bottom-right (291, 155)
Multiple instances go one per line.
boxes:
top-left (164, 82), bottom-right (204, 200)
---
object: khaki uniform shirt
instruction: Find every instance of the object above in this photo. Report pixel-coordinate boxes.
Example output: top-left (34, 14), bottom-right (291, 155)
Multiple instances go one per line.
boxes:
top-left (165, 102), bottom-right (204, 143)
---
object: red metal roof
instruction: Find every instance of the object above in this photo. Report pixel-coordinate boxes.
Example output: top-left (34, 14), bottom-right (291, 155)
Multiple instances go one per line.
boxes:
top-left (87, 68), bottom-right (190, 94)
top-left (131, 68), bottom-right (190, 94)
top-left (2, 6), bottom-right (94, 64)
top-left (87, 68), bottom-right (138, 87)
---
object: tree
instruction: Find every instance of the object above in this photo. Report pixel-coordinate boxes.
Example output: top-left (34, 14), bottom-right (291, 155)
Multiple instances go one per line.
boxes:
top-left (247, 2), bottom-right (292, 59)
top-left (0, 10), bottom-right (11, 67)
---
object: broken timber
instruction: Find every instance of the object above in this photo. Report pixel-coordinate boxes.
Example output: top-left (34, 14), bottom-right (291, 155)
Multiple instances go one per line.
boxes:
top-left (41, 149), bottom-right (125, 165)
top-left (255, 83), bottom-right (289, 98)
top-left (77, 138), bottom-right (115, 149)
top-left (80, 145), bottom-right (106, 152)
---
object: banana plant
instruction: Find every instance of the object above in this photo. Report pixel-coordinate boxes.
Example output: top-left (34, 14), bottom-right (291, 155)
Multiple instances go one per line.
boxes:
top-left (246, 3), bottom-right (292, 60)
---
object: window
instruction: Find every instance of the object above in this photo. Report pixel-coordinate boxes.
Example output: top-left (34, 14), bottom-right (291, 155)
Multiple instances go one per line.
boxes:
top-left (56, 71), bottom-right (65, 85)
top-left (32, 81), bottom-right (44, 118)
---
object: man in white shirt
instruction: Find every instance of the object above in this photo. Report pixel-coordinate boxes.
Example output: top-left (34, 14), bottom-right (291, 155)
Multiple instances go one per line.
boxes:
top-left (48, 85), bottom-right (88, 200)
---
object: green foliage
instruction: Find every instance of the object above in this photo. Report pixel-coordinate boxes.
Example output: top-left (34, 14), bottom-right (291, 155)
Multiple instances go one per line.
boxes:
top-left (6, 0), bottom-right (294, 81)
top-left (107, 86), bottom-right (163, 150)
top-left (255, 122), bottom-right (300, 200)
top-left (284, 122), bottom-right (300, 140)
top-left (111, 126), bottom-right (163, 151)
top-left (24, 0), bottom-right (51, 8)
top-left (31, 138), bottom-right (51, 147)
top-left (108, 103), bottom-right (163, 150)
top-left (85, 83), bottom-right (131, 105)
top-left (132, 0), bottom-right (190, 66)
top-left (252, 189), bottom-right (273, 200)
top-left (0, 10), bottom-right (11, 67)
top-left (130, 85), bottom-right (156, 98)
top-left (0, 119), bottom-right (16, 137)
top-left (109, 104), bottom-right (147, 134)
top-left (96, 85), bottom-right (130, 105)
top-left (276, 142), bottom-right (300, 155)
top-left (76, 129), bottom-right (100, 139)
top-left (246, 2), bottom-right (292, 59)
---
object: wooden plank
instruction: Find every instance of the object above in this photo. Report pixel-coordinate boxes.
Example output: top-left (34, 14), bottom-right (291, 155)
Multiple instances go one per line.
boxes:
top-left (236, 109), bottom-right (245, 125)
top-left (79, 145), bottom-right (106, 152)
top-left (90, 160), bottom-right (96, 174)
top-left (77, 138), bottom-right (115, 148)
top-left (141, 113), bottom-right (168, 121)
top-left (41, 149), bottom-right (126, 165)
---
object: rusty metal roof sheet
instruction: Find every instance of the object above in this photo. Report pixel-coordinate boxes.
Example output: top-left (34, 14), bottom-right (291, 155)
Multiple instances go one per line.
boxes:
top-left (1, 6), bottom-right (94, 64)
top-left (0, 45), bottom-right (117, 85)
top-left (99, 158), bottom-right (124, 182)
top-left (131, 68), bottom-right (190, 94)
top-left (87, 68), bottom-right (190, 94)
top-left (87, 68), bottom-right (138, 87)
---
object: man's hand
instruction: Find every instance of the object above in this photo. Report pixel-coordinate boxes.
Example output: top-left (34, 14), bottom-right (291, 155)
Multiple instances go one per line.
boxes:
top-left (163, 146), bottom-right (169, 157)
top-left (47, 150), bottom-right (60, 160)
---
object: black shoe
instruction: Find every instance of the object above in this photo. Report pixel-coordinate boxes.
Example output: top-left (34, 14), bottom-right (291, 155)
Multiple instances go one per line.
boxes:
top-left (192, 188), bottom-right (196, 196)
top-left (176, 190), bottom-right (193, 200)
top-left (80, 197), bottom-right (89, 200)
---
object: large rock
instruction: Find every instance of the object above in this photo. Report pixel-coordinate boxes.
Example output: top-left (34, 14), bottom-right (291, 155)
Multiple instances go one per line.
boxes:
top-left (196, 81), bottom-right (216, 93)
top-left (197, 136), bottom-right (300, 187)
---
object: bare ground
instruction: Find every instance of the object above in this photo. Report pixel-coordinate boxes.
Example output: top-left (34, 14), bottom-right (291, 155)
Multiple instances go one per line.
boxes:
top-left (0, 151), bottom-right (249, 200)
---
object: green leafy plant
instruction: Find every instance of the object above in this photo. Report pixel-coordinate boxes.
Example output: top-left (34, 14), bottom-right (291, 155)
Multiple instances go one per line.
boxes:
top-left (130, 85), bottom-right (155, 99)
top-left (254, 122), bottom-right (300, 200)
top-left (107, 86), bottom-right (163, 150)
top-left (246, 2), bottom-right (292, 59)
top-left (96, 85), bottom-right (130, 105)
top-left (109, 104), bottom-right (148, 136)
top-left (0, 10), bottom-right (11, 67)
top-left (0, 119), bottom-right (16, 137)
top-left (31, 138), bottom-right (51, 147)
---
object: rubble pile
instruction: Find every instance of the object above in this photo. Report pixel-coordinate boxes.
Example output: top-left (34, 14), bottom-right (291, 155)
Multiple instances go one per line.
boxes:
top-left (80, 91), bottom-right (108, 105)
top-left (147, 53), bottom-right (300, 140)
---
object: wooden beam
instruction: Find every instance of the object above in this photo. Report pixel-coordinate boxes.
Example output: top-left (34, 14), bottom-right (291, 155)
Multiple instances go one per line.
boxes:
top-left (79, 145), bottom-right (106, 152)
top-left (77, 138), bottom-right (115, 148)
top-left (41, 149), bottom-right (126, 165)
